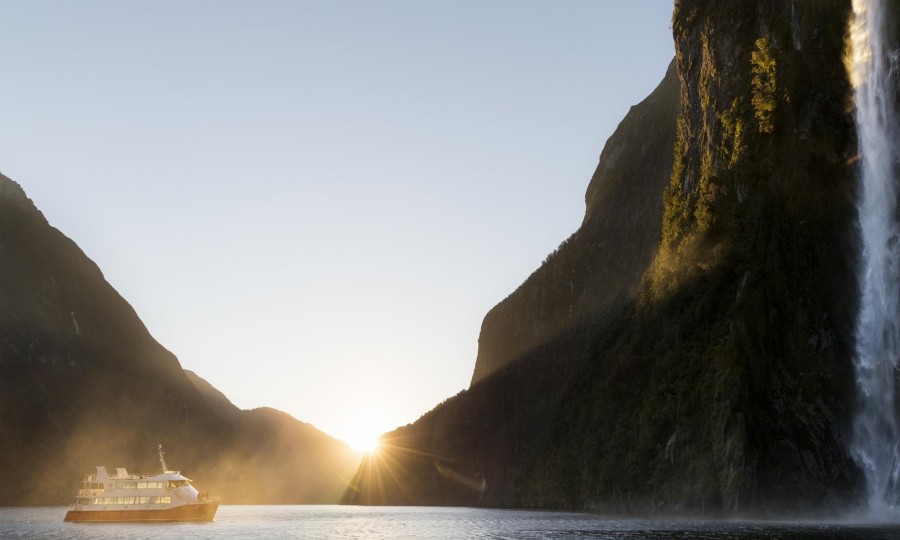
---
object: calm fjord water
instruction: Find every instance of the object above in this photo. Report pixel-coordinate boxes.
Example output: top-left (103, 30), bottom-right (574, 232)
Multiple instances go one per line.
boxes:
top-left (3, 506), bottom-right (900, 539)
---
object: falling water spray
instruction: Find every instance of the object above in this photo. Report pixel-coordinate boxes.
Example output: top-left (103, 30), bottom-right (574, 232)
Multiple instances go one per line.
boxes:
top-left (849, 0), bottom-right (900, 513)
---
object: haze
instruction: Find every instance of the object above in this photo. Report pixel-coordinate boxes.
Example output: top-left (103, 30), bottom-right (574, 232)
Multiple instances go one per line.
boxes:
top-left (0, 1), bottom-right (673, 448)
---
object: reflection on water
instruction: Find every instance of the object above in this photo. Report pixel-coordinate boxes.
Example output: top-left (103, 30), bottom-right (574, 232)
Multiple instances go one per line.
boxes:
top-left (2, 506), bottom-right (900, 539)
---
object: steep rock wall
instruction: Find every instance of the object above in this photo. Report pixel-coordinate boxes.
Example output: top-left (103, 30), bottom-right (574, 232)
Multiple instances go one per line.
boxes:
top-left (471, 61), bottom-right (680, 385)
top-left (346, 62), bottom-right (682, 507)
top-left (348, 0), bottom-right (864, 514)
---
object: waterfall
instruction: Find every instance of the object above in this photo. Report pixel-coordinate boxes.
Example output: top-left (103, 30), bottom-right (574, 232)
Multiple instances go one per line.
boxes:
top-left (850, 0), bottom-right (900, 513)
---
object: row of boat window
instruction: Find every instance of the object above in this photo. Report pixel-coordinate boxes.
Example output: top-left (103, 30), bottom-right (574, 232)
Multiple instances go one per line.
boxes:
top-left (77, 496), bottom-right (172, 505)
top-left (110, 482), bottom-right (166, 489)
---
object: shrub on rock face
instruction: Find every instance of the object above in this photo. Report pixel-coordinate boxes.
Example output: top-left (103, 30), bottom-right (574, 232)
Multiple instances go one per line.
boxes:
top-left (751, 37), bottom-right (778, 134)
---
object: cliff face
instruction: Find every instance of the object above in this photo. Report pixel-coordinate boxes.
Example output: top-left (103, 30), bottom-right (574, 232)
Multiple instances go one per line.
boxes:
top-left (528, 0), bottom-right (861, 513)
top-left (348, 0), bottom-right (864, 514)
top-left (345, 61), bottom-right (683, 508)
top-left (0, 175), bottom-right (356, 504)
top-left (641, 0), bottom-right (859, 509)
top-left (471, 60), bottom-right (680, 385)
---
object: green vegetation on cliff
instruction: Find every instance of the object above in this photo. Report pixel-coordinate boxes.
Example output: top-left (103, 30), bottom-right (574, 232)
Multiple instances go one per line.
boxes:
top-left (751, 37), bottom-right (778, 134)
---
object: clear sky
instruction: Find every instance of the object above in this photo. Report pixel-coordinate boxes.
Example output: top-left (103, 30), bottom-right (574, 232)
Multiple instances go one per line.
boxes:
top-left (0, 1), bottom-right (674, 449)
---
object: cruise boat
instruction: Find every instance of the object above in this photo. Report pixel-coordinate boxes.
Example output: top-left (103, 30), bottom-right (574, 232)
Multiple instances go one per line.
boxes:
top-left (64, 445), bottom-right (219, 522)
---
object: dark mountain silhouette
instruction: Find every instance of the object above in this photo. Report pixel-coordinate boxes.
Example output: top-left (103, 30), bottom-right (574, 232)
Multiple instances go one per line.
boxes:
top-left (346, 0), bottom-right (864, 515)
top-left (0, 176), bottom-right (357, 504)
top-left (345, 54), bottom-right (683, 512)
top-left (471, 60), bottom-right (681, 386)
top-left (186, 370), bottom-right (359, 503)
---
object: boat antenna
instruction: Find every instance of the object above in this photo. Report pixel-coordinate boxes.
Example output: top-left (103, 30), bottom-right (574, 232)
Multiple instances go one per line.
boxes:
top-left (158, 444), bottom-right (168, 472)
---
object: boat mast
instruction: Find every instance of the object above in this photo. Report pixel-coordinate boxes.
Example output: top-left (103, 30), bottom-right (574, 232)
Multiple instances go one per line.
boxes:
top-left (158, 444), bottom-right (168, 472)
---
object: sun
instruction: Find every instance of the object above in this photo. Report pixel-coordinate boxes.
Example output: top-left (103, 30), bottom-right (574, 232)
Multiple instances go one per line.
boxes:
top-left (346, 431), bottom-right (381, 454)
top-left (340, 418), bottom-right (384, 454)
top-left (358, 436), bottom-right (381, 454)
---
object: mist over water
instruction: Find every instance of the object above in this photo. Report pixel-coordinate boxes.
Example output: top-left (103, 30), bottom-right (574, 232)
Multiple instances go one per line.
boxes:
top-left (850, 0), bottom-right (900, 514)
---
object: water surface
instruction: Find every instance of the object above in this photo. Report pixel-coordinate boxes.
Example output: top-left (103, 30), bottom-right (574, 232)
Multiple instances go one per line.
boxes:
top-left (3, 506), bottom-right (900, 539)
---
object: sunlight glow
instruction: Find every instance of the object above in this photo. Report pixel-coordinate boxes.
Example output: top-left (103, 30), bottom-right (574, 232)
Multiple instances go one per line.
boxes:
top-left (339, 413), bottom-right (387, 454)
top-left (343, 435), bottom-right (489, 505)
top-left (360, 436), bottom-right (382, 454)
top-left (345, 432), bottom-right (381, 454)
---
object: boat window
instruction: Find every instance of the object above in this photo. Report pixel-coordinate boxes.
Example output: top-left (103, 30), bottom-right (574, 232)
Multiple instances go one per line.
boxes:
top-left (138, 496), bottom-right (150, 504)
top-left (167, 480), bottom-right (189, 488)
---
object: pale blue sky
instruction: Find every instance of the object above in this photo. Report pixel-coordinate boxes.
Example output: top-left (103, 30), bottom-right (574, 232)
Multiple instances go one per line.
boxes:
top-left (0, 1), bottom-right (674, 448)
